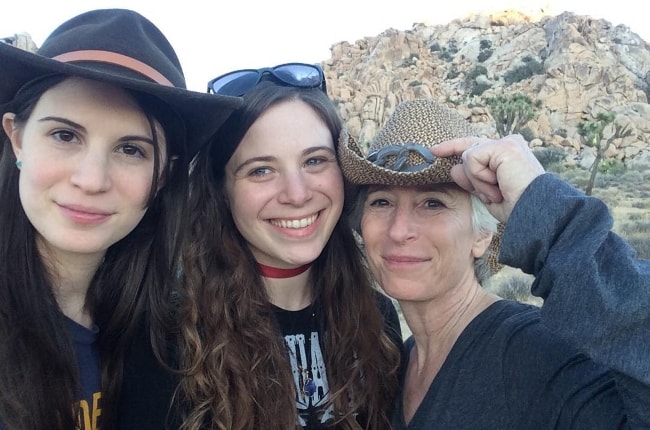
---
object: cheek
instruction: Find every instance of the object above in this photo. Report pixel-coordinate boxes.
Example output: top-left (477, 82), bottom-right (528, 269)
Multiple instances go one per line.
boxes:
top-left (226, 182), bottom-right (259, 227)
top-left (19, 154), bottom-right (63, 195)
top-left (319, 169), bottom-right (345, 207)
top-left (115, 169), bottom-right (155, 208)
top-left (360, 215), bottom-right (380, 251)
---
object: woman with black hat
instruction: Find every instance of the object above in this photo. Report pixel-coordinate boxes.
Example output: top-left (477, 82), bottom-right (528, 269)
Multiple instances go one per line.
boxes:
top-left (0, 9), bottom-right (240, 430)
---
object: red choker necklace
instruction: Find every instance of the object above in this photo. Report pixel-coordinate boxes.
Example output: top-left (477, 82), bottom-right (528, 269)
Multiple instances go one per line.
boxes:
top-left (258, 263), bottom-right (312, 279)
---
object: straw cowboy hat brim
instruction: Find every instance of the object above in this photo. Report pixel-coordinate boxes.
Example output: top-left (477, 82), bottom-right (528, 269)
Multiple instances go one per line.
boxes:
top-left (338, 98), bottom-right (477, 187)
top-left (338, 130), bottom-right (464, 187)
top-left (0, 9), bottom-right (242, 156)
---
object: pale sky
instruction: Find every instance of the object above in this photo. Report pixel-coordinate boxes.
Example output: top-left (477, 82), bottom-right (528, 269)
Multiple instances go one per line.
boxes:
top-left (2, 0), bottom-right (647, 92)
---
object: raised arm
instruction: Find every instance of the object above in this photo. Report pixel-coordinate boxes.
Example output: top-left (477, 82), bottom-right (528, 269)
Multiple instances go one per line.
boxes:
top-left (432, 135), bottom-right (650, 427)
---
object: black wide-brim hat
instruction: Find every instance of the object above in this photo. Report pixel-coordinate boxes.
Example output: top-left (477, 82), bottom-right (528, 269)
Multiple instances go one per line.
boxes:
top-left (0, 8), bottom-right (242, 156)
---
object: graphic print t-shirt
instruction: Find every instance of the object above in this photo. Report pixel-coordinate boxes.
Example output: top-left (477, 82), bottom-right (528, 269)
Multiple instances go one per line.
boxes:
top-left (274, 305), bottom-right (334, 429)
top-left (0, 320), bottom-right (102, 430)
top-left (68, 318), bottom-right (102, 430)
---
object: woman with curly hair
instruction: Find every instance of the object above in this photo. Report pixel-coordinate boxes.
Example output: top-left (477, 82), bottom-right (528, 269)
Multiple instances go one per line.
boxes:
top-left (178, 65), bottom-right (402, 429)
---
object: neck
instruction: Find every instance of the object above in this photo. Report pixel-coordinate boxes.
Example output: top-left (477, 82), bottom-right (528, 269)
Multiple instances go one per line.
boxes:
top-left (258, 262), bottom-right (312, 279)
top-left (402, 282), bottom-right (500, 366)
top-left (261, 266), bottom-right (313, 311)
top-left (38, 241), bottom-right (103, 328)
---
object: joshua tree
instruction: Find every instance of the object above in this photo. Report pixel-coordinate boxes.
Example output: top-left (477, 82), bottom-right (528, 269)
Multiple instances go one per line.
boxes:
top-left (483, 93), bottom-right (542, 137)
top-left (578, 112), bottom-right (632, 196)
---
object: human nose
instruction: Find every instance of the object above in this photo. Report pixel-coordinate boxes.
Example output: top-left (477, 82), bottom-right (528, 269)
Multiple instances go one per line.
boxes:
top-left (278, 171), bottom-right (312, 205)
top-left (387, 204), bottom-right (417, 243)
top-left (70, 148), bottom-right (112, 193)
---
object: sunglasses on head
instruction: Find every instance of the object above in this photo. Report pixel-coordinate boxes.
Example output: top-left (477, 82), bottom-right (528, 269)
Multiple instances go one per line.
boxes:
top-left (207, 62), bottom-right (327, 97)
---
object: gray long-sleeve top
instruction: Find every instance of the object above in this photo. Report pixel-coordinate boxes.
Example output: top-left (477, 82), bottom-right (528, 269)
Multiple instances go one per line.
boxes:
top-left (499, 173), bottom-right (650, 428)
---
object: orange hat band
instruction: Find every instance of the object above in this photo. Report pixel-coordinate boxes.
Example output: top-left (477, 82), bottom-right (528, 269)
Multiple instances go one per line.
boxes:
top-left (52, 50), bottom-right (173, 87)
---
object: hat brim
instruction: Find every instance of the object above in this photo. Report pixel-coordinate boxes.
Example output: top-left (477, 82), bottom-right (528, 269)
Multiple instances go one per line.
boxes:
top-left (0, 43), bottom-right (241, 155)
top-left (337, 130), bottom-right (462, 187)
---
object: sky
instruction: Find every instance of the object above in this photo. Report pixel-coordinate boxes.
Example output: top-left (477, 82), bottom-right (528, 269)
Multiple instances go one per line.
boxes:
top-left (2, 0), bottom-right (648, 92)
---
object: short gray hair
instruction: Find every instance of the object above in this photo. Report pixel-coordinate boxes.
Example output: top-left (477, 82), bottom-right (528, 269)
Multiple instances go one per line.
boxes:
top-left (470, 194), bottom-right (499, 284)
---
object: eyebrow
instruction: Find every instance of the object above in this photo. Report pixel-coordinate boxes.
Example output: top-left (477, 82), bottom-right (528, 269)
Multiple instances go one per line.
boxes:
top-left (39, 116), bottom-right (86, 133)
top-left (38, 116), bottom-right (154, 145)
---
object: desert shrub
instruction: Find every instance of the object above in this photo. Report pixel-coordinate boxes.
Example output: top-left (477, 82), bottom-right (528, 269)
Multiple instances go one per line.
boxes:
top-left (519, 126), bottom-right (536, 142)
top-left (409, 80), bottom-right (422, 87)
top-left (561, 168), bottom-right (590, 190)
top-left (448, 39), bottom-right (459, 53)
top-left (620, 220), bottom-right (650, 259)
top-left (594, 173), bottom-right (620, 190)
top-left (493, 275), bottom-right (534, 302)
top-left (503, 56), bottom-right (544, 85)
top-left (554, 128), bottom-right (568, 138)
top-left (620, 170), bottom-right (645, 186)
top-left (598, 158), bottom-right (626, 175)
top-left (627, 213), bottom-right (646, 221)
top-left (470, 82), bottom-right (491, 97)
top-left (429, 42), bottom-right (441, 52)
top-left (401, 55), bottom-right (419, 67)
top-left (628, 236), bottom-right (650, 259)
top-left (631, 201), bottom-right (650, 209)
top-left (483, 93), bottom-right (542, 137)
top-left (477, 39), bottom-right (493, 62)
top-left (465, 65), bottom-right (490, 96)
top-left (624, 220), bottom-right (650, 233)
top-left (439, 50), bottom-right (454, 62)
top-left (478, 49), bottom-right (493, 62)
top-left (446, 66), bottom-right (460, 80)
top-left (438, 39), bottom-right (459, 62)
top-left (466, 65), bottom-right (488, 82)
top-left (545, 162), bottom-right (571, 175)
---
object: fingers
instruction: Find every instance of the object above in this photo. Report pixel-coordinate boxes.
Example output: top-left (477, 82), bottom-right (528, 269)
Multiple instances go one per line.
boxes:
top-left (430, 136), bottom-right (491, 158)
top-left (431, 134), bottom-right (546, 222)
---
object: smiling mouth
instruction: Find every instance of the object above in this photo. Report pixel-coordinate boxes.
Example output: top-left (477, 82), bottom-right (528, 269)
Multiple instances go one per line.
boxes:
top-left (269, 213), bottom-right (318, 229)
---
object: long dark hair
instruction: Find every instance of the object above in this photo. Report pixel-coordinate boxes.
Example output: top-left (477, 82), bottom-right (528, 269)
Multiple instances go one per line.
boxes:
top-left (0, 75), bottom-right (189, 430)
top-left (179, 82), bottom-right (401, 430)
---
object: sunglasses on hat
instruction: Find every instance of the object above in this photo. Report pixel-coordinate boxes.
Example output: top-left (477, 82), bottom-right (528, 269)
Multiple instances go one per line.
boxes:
top-left (207, 62), bottom-right (326, 97)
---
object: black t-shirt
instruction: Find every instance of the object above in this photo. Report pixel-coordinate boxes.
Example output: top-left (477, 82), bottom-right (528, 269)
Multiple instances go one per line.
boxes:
top-left (117, 293), bottom-right (402, 430)
top-left (274, 292), bottom-right (402, 429)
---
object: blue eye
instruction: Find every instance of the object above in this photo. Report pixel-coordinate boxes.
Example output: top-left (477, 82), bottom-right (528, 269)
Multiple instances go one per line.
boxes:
top-left (250, 167), bottom-right (272, 177)
top-left (305, 157), bottom-right (326, 167)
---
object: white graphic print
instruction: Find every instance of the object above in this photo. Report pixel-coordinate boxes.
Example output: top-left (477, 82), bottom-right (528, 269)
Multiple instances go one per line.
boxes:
top-left (285, 331), bottom-right (334, 426)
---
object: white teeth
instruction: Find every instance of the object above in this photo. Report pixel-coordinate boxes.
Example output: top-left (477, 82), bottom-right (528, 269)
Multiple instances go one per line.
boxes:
top-left (271, 214), bottom-right (317, 229)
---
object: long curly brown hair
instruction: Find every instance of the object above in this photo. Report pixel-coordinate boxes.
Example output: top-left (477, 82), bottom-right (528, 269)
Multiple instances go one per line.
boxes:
top-left (177, 83), bottom-right (401, 430)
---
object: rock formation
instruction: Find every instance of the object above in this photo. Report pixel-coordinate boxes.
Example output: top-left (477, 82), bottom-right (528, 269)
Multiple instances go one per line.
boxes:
top-left (324, 11), bottom-right (650, 163)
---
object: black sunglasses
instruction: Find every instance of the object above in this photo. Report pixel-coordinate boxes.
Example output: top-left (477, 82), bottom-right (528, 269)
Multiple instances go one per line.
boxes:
top-left (207, 62), bottom-right (327, 97)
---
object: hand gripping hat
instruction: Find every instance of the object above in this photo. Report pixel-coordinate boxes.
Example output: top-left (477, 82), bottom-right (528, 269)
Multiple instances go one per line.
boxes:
top-left (0, 8), bottom-right (242, 156)
top-left (338, 98), bottom-right (503, 274)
